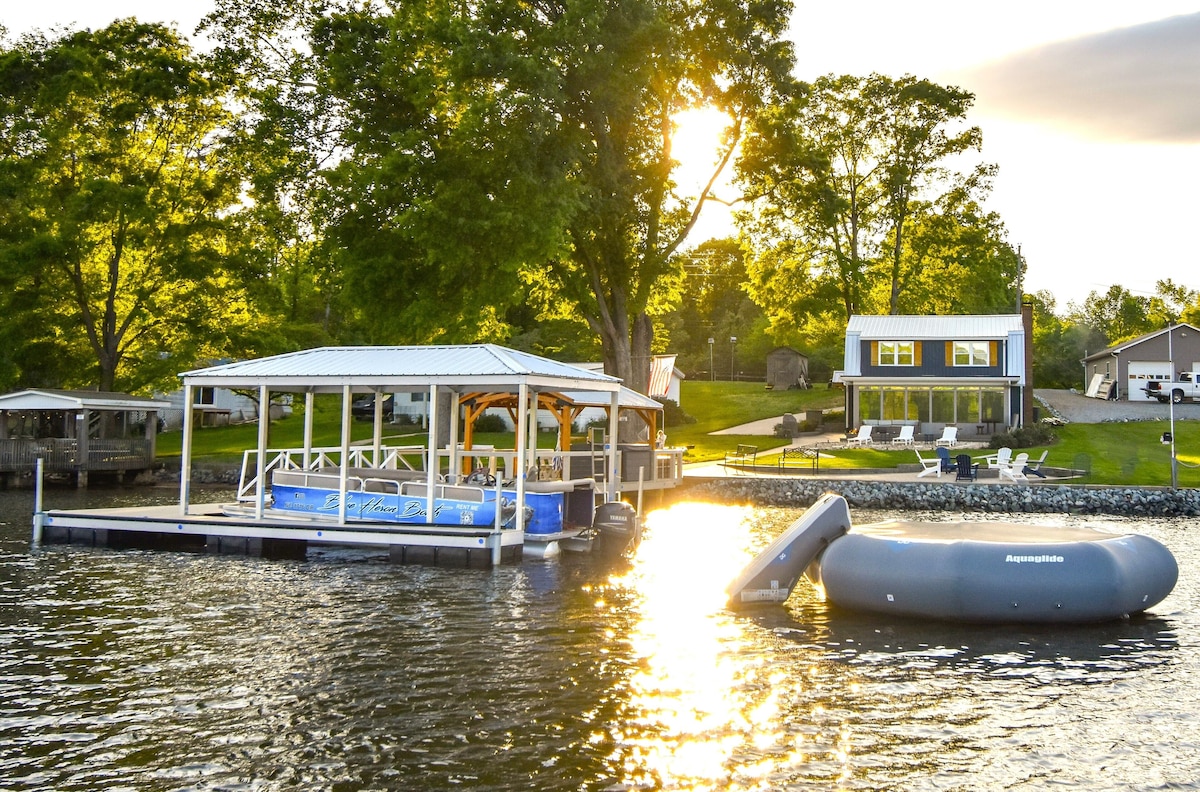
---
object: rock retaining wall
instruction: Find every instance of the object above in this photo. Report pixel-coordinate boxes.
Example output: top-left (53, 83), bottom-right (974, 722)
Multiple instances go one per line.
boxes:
top-left (688, 478), bottom-right (1200, 517)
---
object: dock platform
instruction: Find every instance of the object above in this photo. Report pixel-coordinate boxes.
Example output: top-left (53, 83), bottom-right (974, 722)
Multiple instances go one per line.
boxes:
top-left (40, 502), bottom-right (523, 568)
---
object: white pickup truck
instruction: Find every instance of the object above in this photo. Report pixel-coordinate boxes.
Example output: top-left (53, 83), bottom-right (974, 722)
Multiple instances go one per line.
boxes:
top-left (1145, 372), bottom-right (1200, 403)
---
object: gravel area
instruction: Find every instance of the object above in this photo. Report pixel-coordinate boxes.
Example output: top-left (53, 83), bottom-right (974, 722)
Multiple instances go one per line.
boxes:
top-left (1034, 388), bottom-right (1200, 423)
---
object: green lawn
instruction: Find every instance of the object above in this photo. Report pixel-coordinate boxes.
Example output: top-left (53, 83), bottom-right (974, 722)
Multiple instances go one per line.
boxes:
top-left (750, 419), bottom-right (1200, 487)
top-left (154, 384), bottom-right (1199, 486)
top-left (662, 381), bottom-right (844, 462)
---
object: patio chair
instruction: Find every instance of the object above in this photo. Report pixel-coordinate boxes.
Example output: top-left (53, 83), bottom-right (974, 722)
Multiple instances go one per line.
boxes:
top-left (1023, 450), bottom-right (1049, 478)
top-left (981, 447), bottom-right (1012, 469)
top-left (850, 425), bottom-right (874, 445)
top-left (935, 446), bottom-right (956, 474)
top-left (935, 426), bottom-right (958, 447)
top-left (955, 454), bottom-right (979, 481)
top-left (999, 452), bottom-right (1030, 483)
top-left (915, 448), bottom-right (942, 477)
top-left (892, 425), bottom-right (915, 445)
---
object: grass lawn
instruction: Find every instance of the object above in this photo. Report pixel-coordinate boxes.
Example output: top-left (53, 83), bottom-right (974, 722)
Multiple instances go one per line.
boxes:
top-left (154, 384), bottom-right (1199, 486)
top-left (665, 381), bottom-right (843, 462)
top-left (752, 419), bottom-right (1200, 487)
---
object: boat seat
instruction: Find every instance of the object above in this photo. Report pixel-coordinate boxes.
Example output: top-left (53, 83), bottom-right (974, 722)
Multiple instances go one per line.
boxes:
top-left (400, 482), bottom-right (486, 503)
top-left (525, 478), bottom-right (594, 493)
top-left (336, 466), bottom-right (425, 482)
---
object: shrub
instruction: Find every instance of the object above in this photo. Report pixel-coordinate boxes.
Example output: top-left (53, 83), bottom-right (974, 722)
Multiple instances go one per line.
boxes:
top-left (990, 422), bottom-right (1057, 449)
top-left (473, 413), bottom-right (508, 433)
top-left (656, 397), bottom-right (697, 426)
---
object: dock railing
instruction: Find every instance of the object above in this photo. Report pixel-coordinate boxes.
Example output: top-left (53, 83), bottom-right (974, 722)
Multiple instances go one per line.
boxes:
top-left (236, 444), bottom-right (427, 502)
top-left (236, 442), bottom-right (685, 503)
top-left (0, 438), bottom-right (152, 475)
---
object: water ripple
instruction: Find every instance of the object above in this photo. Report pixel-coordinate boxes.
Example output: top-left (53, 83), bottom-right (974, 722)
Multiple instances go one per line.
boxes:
top-left (1, 492), bottom-right (1198, 790)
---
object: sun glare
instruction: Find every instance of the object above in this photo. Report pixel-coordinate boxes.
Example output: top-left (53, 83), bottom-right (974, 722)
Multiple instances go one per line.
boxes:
top-left (604, 501), bottom-right (800, 788)
top-left (671, 107), bottom-right (737, 196)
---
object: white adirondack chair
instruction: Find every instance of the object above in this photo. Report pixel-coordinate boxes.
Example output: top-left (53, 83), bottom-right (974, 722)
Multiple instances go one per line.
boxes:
top-left (999, 452), bottom-right (1030, 483)
top-left (983, 447), bottom-right (1012, 469)
top-left (851, 425), bottom-right (874, 445)
top-left (915, 449), bottom-right (942, 477)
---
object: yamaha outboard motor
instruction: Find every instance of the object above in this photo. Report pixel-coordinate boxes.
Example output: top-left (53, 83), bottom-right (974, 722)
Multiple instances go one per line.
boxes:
top-left (592, 501), bottom-right (641, 558)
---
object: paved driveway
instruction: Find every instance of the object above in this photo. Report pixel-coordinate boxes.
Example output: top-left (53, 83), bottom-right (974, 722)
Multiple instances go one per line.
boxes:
top-left (1035, 389), bottom-right (1200, 423)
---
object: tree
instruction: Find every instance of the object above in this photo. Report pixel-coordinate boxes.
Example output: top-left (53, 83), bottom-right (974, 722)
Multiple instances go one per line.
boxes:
top-left (205, 0), bottom-right (795, 395)
top-left (1027, 291), bottom-right (1105, 389)
top-left (737, 73), bottom-right (1014, 328)
top-left (666, 238), bottom-right (768, 378)
top-left (0, 22), bottom-right (246, 393)
top-left (1072, 285), bottom-right (1162, 345)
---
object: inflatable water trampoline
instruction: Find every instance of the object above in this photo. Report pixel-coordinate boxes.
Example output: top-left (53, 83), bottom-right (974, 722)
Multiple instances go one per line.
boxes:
top-left (727, 493), bottom-right (1178, 623)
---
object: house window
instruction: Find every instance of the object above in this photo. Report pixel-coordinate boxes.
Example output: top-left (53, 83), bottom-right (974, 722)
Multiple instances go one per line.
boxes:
top-left (858, 387), bottom-right (882, 421)
top-left (878, 341), bottom-right (915, 366)
top-left (194, 387), bottom-right (216, 406)
top-left (952, 341), bottom-right (990, 366)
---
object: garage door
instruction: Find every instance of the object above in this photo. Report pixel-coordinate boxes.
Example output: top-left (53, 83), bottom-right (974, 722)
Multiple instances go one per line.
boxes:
top-left (1128, 361), bottom-right (1171, 401)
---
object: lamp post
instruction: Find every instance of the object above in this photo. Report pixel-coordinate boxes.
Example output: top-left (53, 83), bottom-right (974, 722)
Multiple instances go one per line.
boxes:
top-left (1169, 325), bottom-right (1179, 488)
top-left (708, 337), bottom-right (715, 382)
top-left (730, 336), bottom-right (737, 382)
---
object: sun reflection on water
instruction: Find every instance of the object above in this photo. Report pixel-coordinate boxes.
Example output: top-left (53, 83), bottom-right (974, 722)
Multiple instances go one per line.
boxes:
top-left (600, 501), bottom-right (829, 790)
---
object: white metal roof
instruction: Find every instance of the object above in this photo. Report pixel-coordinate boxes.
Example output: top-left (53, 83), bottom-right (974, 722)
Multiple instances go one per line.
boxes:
top-left (180, 344), bottom-right (623, 394)
top-left (560, 386), bottom-right (663, 411)
top-left (0, 389), bottom-right (171, 412)
top-left (847, 315), bottom-right (1024, 340)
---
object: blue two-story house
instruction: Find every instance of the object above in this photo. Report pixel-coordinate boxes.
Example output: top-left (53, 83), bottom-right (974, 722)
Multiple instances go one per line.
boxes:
top-left (839, 311), bottom-right (1033, 440)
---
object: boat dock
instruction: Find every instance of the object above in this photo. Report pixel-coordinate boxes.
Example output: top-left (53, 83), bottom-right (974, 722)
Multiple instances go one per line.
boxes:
top-left (34, 344), bottom-right (681, 566)
top-left (39, 501), bottom-right (522, 567)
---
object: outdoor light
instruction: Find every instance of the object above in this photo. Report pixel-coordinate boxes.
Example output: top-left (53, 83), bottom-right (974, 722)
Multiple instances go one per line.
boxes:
top-left (708, 337), bottom-right (715, 382)
top-left (730, 336), bottom-right (737, 382)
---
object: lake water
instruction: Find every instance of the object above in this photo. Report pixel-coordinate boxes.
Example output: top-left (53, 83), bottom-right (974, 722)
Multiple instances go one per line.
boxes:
top-left (1, 487), bottom-right (1197, 791)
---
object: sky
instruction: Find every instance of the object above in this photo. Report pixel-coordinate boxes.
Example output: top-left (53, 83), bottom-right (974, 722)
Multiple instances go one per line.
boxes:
top-left (5, 1), bottom-right (1200, 309)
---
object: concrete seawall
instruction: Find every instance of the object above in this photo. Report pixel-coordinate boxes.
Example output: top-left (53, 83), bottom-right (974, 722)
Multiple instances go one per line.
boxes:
top-left (686, 477), bottom-right (1200, 517)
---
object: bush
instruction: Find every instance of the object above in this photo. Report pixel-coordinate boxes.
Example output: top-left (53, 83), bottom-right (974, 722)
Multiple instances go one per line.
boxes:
top-left (473, 413), bottom-right (508, 433)
top-left (990, 422), bottom-right (1057, 449)
top-left (656, 397), bottom-right (696, 426)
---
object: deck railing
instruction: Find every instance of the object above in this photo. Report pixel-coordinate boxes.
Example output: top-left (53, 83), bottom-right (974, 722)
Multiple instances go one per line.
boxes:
top-left (236, 445), bottom-right (427, 502)
top-left (236, 443), bottom-right (685, 502)
top-left (0, 438), bottom-right (152, 474)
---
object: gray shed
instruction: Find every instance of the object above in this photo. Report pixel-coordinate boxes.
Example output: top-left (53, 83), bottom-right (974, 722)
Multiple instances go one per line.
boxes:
top-left (766, 347), bottom-right (810, 390)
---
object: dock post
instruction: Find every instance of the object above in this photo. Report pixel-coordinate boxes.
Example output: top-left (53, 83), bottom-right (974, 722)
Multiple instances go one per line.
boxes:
top-left (637, 466), bottom-right (645, 520)
top-left (491, 478), bottom-right (503, 566)
top-left (32, 457), bottom-right (45, 546)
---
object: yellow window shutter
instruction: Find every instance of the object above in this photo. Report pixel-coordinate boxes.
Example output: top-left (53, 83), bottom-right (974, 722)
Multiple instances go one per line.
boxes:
top-left (914, 342), bottom-right (922, 366)
top-left (945, 342), bottom-right (953, 366)
top-left (871, 341), bottom-right (878, 364)
top-left (989, 341), bottom-right (998, 365)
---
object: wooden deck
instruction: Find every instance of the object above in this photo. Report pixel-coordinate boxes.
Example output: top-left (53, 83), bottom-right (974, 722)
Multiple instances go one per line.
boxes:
top-left (1, 438), bottom-right (153, 478)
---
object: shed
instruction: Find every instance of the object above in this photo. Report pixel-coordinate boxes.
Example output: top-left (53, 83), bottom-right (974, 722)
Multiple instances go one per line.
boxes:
top-left (0, 389), bottom-right (169, 487)
top-left (766, 347), bottom-right (810, 390)
top-left (1082, 323), bottom-right (1200, 401)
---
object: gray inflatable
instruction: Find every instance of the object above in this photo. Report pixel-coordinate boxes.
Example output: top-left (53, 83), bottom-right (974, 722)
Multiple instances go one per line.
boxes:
top-left (726, 493), bottom-right (849, 606)
top-left (729, 494), bottom-right (1178, 623)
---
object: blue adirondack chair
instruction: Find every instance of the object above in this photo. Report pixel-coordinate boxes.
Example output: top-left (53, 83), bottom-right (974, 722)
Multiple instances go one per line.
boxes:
top-left (935, 446), bottom-right (956, 474)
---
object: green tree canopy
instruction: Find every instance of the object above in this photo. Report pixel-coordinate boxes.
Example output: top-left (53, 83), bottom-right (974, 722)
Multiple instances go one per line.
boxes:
top-left (205, 0), bottom-right (795, 395)
top-left (0, 21), bottom-right (247, 392)
top-left (735, 73), bottom-right (1018, 331)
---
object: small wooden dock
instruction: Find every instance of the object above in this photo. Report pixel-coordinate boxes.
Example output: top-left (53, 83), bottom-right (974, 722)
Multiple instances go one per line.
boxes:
top-left (0, 389), bottom-right (168, 488)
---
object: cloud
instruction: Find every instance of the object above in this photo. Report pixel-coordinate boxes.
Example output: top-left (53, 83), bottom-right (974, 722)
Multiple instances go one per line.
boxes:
top-left (960, 12), bottom-right (1200, 142)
